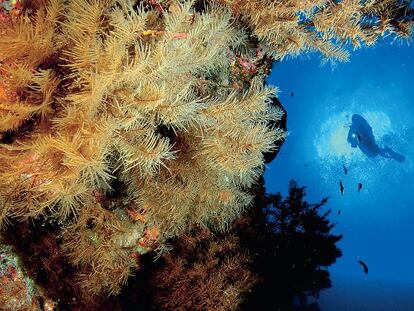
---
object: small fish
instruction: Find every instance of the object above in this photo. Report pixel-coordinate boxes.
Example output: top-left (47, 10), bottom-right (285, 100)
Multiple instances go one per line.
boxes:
top-left (339, 180), bottom-right (345, 195)
top-left (343, 165), bottom-right (348, 175)
top-left (291, 92), bottom-right (294, 97)
top-left (357, 183), bottom-right (363, 192)
top-left (338, 209), bottom-right (341, 215)
top-left (358, 260), bottom-right (369, 274)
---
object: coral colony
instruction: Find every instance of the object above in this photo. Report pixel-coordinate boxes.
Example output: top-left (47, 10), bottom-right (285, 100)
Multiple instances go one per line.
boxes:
top-left (0, 0), bottom-right (412, 309)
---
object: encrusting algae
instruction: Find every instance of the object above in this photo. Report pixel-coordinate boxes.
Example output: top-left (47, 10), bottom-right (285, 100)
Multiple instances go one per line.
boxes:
top-left (0, 0), bottom-right (412, 306)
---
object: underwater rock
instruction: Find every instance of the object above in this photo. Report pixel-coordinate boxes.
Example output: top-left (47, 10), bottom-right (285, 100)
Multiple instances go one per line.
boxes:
top-left (263, 96), bottom-right (287, 164)
top-left (0, 0), bottom-right (23, 19)
top-left (0, 245), bottom-right (55, 311)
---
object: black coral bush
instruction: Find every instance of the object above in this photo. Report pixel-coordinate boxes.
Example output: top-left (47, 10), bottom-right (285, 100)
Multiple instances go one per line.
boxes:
top-left (0, 0), bottom-right (412, 304)
top-left (0, 0), bottom-right (285, 296)
top-left (218, 0), bottom-right (414, 61)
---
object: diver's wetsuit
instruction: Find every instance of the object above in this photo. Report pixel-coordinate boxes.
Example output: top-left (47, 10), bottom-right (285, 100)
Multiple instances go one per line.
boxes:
top-left (347, 114), bottom-right (405, 162)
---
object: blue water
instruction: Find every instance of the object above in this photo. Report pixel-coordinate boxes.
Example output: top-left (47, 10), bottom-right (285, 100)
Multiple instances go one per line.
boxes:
top-left (265, 40), bottom-right (414, 310)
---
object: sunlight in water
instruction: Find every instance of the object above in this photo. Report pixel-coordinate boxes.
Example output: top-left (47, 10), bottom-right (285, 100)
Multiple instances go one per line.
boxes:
top-left (363, 110), bottom-right (392, 138)
top-left (314, 110), bottom-right (393, 162)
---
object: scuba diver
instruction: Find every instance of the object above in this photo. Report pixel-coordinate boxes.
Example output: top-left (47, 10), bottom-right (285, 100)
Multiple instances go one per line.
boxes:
top-left (347, 114), bottom-right (405, 162)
